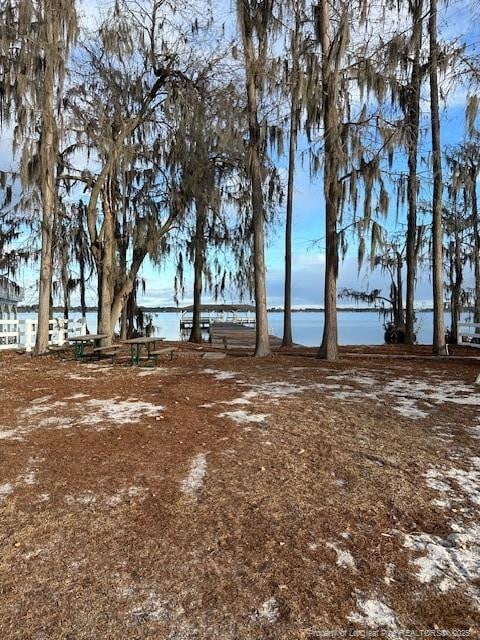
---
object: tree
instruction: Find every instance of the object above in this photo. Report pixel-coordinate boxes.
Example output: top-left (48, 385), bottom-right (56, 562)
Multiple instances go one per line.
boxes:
top-left (402, 0), bottom-right (425, 345)
top-left (166, 78), bottom-right (247, 343)
top-left (444, 199), bottom-right (468, 343)
top-left (236, 0), bottom-right (277, 357)
top-left (311, 1), bottom-right (400, 360)
top-left (282, 0), bottom-right (307, 347)
top-left (340, 231), bottom-right (408, 341)
top-left (0, 0), bottom-right (78, 354)
top-left (447, 140), bottom-right (480, 328)
top-left (314, 0), bottom-right (343, 359)
top-left (62, 1), bottom-right (198, 343)
top-left (429, 0), bottom-right (447, 355)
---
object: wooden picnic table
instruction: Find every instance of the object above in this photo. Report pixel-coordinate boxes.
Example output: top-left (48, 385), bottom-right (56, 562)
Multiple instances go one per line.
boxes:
top-left (69, 334), bottom-right (109, 359)
top-left (121, 336), bottom-right (165, 365)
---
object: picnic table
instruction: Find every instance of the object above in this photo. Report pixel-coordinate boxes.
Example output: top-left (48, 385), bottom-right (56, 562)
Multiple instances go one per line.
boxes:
top-left (69, 334), bottom-right (109, 360)
top-left (122, 336), bottom-right (165, 365)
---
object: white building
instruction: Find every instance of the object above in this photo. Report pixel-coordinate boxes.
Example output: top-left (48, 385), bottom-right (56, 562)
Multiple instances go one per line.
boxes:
top-left (0, 276), bottom-right (23, 318)
top-left (0, 276), bottom-right (24, 346)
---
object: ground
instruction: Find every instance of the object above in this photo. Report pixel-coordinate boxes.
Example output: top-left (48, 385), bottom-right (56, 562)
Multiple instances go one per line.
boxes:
top-left (0, 345), bottom-right (479, 639)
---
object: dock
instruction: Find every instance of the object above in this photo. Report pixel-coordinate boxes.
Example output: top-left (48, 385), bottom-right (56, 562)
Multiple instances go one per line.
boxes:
top-left (209, 322), bottom-right (284, 349)
top-left (180, 303), bottom-right (256, 333)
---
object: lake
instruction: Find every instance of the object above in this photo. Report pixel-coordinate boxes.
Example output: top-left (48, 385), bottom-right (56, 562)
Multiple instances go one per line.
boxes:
top-left (18, 310), bottom-right (471, 347)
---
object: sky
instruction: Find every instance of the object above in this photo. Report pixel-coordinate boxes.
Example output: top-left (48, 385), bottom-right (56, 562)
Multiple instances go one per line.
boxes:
top-left (6, 0), bottom-right (480, 309)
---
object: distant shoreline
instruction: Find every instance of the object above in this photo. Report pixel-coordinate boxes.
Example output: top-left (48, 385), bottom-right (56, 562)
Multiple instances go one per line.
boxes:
top-left (18, 305), bottom-right (465, 314)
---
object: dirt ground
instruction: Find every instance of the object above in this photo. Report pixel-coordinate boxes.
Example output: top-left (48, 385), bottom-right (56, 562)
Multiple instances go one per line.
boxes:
top-left (0, 344), bottom-right (479, 639)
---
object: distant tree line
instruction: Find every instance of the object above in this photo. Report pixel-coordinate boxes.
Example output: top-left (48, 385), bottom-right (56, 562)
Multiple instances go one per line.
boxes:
top-left (0, 0), bottom-right (479, 358)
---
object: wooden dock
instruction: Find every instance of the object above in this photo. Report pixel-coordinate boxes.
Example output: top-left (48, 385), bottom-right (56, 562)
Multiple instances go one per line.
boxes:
top-left (209, 322), bottom-right (284, 349)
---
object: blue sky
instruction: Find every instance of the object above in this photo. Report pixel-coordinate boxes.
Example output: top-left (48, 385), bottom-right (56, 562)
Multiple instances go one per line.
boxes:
top-left (7, 0), bottom-right (480, 309)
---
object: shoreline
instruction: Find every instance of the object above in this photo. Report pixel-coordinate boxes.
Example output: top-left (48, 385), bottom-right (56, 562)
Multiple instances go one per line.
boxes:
top-left (18, 306), bottom-right (465, 314)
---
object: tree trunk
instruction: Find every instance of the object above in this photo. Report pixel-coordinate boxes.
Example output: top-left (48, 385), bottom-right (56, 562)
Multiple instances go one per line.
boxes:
top-left (97, 184), bottom-right (115, 345)
top-left (396, 252), bottom-right (405, 328)
top-left (120, 304), bottom-right (128, 340)
top-left (127, 288), bottom-right (136, 338)
top-left (471, 169), bottom-right (480, 325)
top-left (448, 230), bottom-right (462, 344)
top-left (79, 254), bottom-right (87, 319)
top-left (189, 201), bottom-right (206, 343)
top-left (34, 18), bottom-right (57, 356)
top-left (239, 3), bottom-right (271, 357)
top-left (251, 154), bottom-right (270, 357)
top-left (109, 248), bottom-right (148, 336)
top-left (318, 0), bottom-right (339, 361)
top-left (429, 0), bottom-right (447, 355)
top-left (62, 271), bottom-right (69, 320)
top-left (450, 230), bottom-right (462, 343)
top-left (109, 274), bottom-right (135, 336)
top-left (405, 0), bottom-right (423, 345)
top-left (282, 11), bottom-right (301, 349)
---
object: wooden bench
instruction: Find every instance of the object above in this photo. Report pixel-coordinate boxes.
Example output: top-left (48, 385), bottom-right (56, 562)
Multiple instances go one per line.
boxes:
top-left (48, 345), bottom-right (69, 358)
top-left (92, 345), bottom-right (121, 363)
top-left (458, 323), bottom-right (480, 349)
top-left (150, 347), bottom-right (177, 362)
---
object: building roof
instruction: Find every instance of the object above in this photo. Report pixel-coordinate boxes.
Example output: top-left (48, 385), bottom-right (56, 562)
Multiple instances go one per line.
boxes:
top-left (0, 277), bottom-right (24, 303)
top-left (181, 304), bottom-right (255, 313)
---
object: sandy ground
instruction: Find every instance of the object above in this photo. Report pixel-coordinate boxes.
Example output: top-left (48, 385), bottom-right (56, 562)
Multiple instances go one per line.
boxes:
top-left (0, 345), bottom-right (479, 639)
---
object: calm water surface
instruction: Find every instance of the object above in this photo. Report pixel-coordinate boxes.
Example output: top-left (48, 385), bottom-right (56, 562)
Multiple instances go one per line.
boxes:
top-left (19, 310), bottom-right (471, 347)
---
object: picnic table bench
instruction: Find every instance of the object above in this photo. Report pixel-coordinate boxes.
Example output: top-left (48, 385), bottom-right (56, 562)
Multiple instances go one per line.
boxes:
top-left (92, 344), bottom-right (121, 363)
top-left (69, 334), bottom-right (110, 360)
top-left (149, 347), bottom-right (177, 362)
top-left (121, 336), bottom-right (167, 365)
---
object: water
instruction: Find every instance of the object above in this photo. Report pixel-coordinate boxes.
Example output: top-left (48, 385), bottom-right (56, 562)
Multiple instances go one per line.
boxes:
top-left (18, 309), bottom-right (471, 347)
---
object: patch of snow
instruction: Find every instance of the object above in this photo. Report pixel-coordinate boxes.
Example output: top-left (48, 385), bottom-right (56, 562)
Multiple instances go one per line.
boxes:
top-left (31, 395), bottom-right (53, 404)
top-left (385, 377), bottom-right (480, 409)
top-left (64, 393), bottom-right (89, 400)
top-left (392, 398), bottom-right (430, 419)
top-left (0, 458), bottom-right (40, 501)
top-left (106, 486), bottom-right (146, 507)
top-left (79, 398), bottom-right (165, 426)
top-left (19, 470), bottom-right (37, 486)
top-left (180, 454), bottom-right (207, 498)
top-left (21, 400), bottom-right (67, 419)
top-left (84, 363), bottom-right (111, 370)
top-left (202, 368), bottom-right (238, 380)
top-left (250, 597), bottom-right (280, 624)
top-left (129, 592), bottom-right (168, 623)
top-left (425, 469), bottom-right (452, 493)
top-left (66, 491), bottom-right (97, 506)
top-left (220, 397), bottom-right (252, 405)
top-left (347, 596), bottom-right (399, 631)
top-left (38, 416), bottom-right (73, 429)
top-left (383, 563), bottom-right (396, 585)
top-left (244, 381), bottom-right (312, 400)
top-left (469, 422), bottom-right (480, 439)
top-left (326, 542), bottom-right (356, 570)
top-left (406, 458), bottom-right (480, 604)
top-left (404, 523), bottom-right (480, 603)
top-left (326, 371), bottom-right (377, 386)
top-left (0, 483), bottom-right (14, 500)
top-left (30, 395), bottom-right (53, 404)
top-left (136, 368), bottom-right (171, 377)
top-left (218, 409), bottom-right (268, 424)
top-left (432, 498), bottom-right (451, 508)
top-left (0, 428), bottom-right (24, 440)
top-left (426, 459), bottom-right (480, 506)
